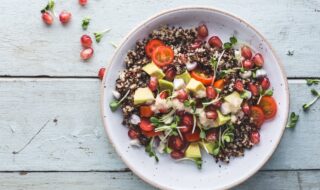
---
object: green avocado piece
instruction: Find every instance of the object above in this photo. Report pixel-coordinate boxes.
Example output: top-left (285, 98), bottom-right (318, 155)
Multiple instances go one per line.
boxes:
top-left (186, 78), bottom-right (206, 93)
top-left (133, 87), bottom-right (155, 105)
top-left (176, 70), bottom-right (191, 83)
top-left (200, 142), bottom-right (217, 155)
top-left (185, 143), bottom-right (201, 158)
top-left (159, 79), bottom-right (174, 92)
top-left (142, 62), bottom-right (165, 79)
top-left (213, 110), bottom-right (231, 127)
top-left (224, 91), bottom-right (243, 108)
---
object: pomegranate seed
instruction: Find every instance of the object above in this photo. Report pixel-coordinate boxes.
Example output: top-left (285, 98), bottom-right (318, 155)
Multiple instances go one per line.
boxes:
top-left (59, 11), bottom-right (72, 24)
top-left (98, 68), bottom-right (105, 80)
top-left (206, 86), bottom-right (217, 99)
top-left (250, 131), bottom-right (260, 144)
top-left (252, 53), bottom-right (264, 67)
top-left (206, 129), bottom-right (218, 142)
top-left (42, 12), bottom-right (53, 25)
top-left (260, 77), bottom-right (270, 90)
top-left (212, 100), bottom-right (222, 108)
top-left (159, 91), bottom-right (169, 99)
top-left (164, 66), bottom-right (176, 81)
top-left (182, 114), bottom-right (193, 127)
top-left (206, 110), bottom-right (218, 120)
top-left (208, 36), bottom-right (222, 48)
top-left (234, 80), bottom-right (244, 92)
top-left (177, 89), bottom-right (188, 102)
top-left (243, 60), bottom-right (254, 70)
top-left (241, 45), bottom-right (252, 59)
top-left (79, 0), bottom-right (88, 6)
top-left (128, 129), bottom-right (139, 139)
top-left (80, 47), bottom-right (94, 60)
top-left (190, 39), bottom-right (202, 49)
top-left (248, 83), bottom-right (259, 96)
top-left (147, 77), bottom-right (158, 92)
top-left (80, 35), bottom-right (92, 48)
top-left (170, 150), bottom-right (185, 159)
top-left (197, 24), bottom-right (208, 38)
top-left (168, 136), bottom-right (185, 150)
top-left (242, 102), bottom-right (251, 115)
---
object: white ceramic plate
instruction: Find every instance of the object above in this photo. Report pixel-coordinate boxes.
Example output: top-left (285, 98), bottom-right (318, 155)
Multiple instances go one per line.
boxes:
top-left (101, 7), bottom-right (289, 190)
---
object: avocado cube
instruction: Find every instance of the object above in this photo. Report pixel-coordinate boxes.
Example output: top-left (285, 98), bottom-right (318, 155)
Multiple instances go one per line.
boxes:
top-left (159, 79), bottom-right (174, 92)
top-left (200, 142), bottom-right (218, 155)
top-left (175, 70), bottom-right (191, 84)
top-left (186, 78), bottom-right (206, 94)
top-left (185, 143), bottom-right (201, 158)
top-left (133, 87), bottom-right (155, 105)
top-left (142, 62), bottom-right (165, 79)
top-left (213, 110), bottom-right (231, 127)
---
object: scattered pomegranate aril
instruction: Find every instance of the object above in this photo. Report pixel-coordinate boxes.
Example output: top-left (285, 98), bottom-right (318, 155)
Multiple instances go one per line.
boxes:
top-left (197, 24), bottom-right (208, 38)
top-left (243, 60), bottom-right (254, 70)
top-left (241, 45), bottom-right (252, 59)
top-left (42, 11), bottom-right (53, 25)
top-left (208, 36), bottom-right (222, 48)
top-left (170, 150), bottom-right (185, 159)
top-left (234, 80), bottom-right (244, 92)
top-left (206, 110), bottom-right (218, 120)
top-left (248, 83), bottom-right (259, 96)
top-left (206, 129), bottom-right (218, 142)
top-left (168, 136), bottom-right (185, 150)
top-left (252, 53), bottom-right (264, 67)
top-left (206, 86), bottom-right (217, 99)
top-left (190, 39), bottom-right (202, 49)
top-left (164, 66), bottom-right (177, 81)
top-left (80, 34), bottom-right (92, 48)
top-left (260, 77), bottom-right (270, 90)
top-left (250, 131), bottom-right (260, 144)
top-left (242, 102), bottom-right (251, 115)
top-left (80, 47), bottom-right (94, 60)
top-left (98, 68), bottom-right (105, 80)
top-left (148, 77), bottom-right (158, 92)
top-left (128, 129), bottom-right (139, 139)
top-left (177, 89), bottom-right (188, 102)
top-left (79, 0), bottom-right (88, 6)
top-left (59, 11), bottom-right (72, 24)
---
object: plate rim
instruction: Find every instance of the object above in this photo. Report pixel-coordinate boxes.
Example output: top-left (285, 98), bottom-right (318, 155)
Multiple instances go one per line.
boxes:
top-left (100, 6), bottom-right (290, 190)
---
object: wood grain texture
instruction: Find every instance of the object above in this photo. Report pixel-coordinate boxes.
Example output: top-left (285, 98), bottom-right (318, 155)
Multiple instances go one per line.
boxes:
top-left (0, 0), bottom-right (319, 77)
top-left (0, 170), bottom-right (319, 190)
top-left (0, 78), bottom-right (319, 171)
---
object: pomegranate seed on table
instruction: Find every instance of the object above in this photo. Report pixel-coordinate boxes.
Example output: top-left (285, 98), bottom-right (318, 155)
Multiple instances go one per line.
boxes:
top-left (260, 77), bottom-right (270, 90)
top-left (206, 110), bottom-right (218, 120)
top-left (80, 34), bottom-right (92, 48)
top-left (197, 24), bottom-right (208, 38)
top-left (128, 129), bottom-right (139, 139)
top-left (208, 36), bottom-right (222, 48)
top-left (248, 83), bottom-right (259, 96)
top-left (242, 102), bottom-right (251, 115)
top-left (170, 150), bottom-right (185, 159)
top-left (164, 66), bottom-right (176, 81)
top-left (177, 89), bottom-right (188, 102)
top-left (98, 68), bottom-right (106, 80)
top-left (190, 39), bottom-right (202, 49)
top-left (41, 11), bottom-right (53, 25)
top-left (243, 59), bottom-right (254, 70)
top-left (252, 53), bottom-right (264, 67)
top-left (234, 80), bottom-right (244, 92)
top-left (59, 11), bottom-right (72, 24)
top-left (168, 136), bottom-right (185, 150)
top-left (148, 77), bottom-right (158, 91)
top-left (80, 47), bottom-right (94, 60)
top-left (250, 131), bottom-right (260, 144)
top-left (206, 129), bottom-right (218, 142)
top-left (206, 86), bottom-right (217, 99)
top-left (241, 45), bottom-right (252, 59)
top-left (79, 0), bottom-right (88, 6)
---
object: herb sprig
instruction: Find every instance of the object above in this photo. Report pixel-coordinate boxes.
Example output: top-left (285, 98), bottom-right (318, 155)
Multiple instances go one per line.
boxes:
top-left (82, 17), bottom-right (91, 30)
top-left (145, 137), bottom-right (159, 162)
top-left (41, 0), bottom-right (55, 13)
top-left (212, 124), bottom-right (235, 156)
top-left (177, 157), bottom-right (202, 169)
top-left (306, 79), bottom-right (320, 86)
top-left (286, 112), bottom-right (299, 128)
top-left (223, 36), bottom-right (237, 49)
top-left (94, 28), bottom-right (111, 43)
top-left (303, 89), bottom-right (320, 111)
top-left (257, 88), bottom-right (273, 104)
top-left (109, 90), bottom-right (130, 112)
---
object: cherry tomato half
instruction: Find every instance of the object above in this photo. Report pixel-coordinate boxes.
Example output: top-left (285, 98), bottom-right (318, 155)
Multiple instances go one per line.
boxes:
top-left (190, 71), bottom-right (214, 86)
top-left (139, 118), bottom-right (154, 132)
top-left (213, 79), bottom-right (225, 90)
top-left (259, 96), bottom-right (277, 119)
top-left (250, 106), bottom-right (265, 127)
top-left (152, 46), bottom-right (174, 67)
top-left (184, 128), bottom-right (200, 142)
top-left (142, 130), bottom-right (162, 137)
top-left (145, 39), bottom-right (164, 58)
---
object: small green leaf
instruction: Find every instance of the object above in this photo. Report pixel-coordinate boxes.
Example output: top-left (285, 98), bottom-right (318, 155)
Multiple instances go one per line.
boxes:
top-left (109, 101), bottom-right (120, 112)
top-left (223, 42), bottom-right (232, 49)
top-left (200, 130), bottom-right (206, 139)
top-left (194, 158), bottom-right (202, 169)
top-left (212, 146), bottom-right (220, 156)
top-left (286, 112), bottom-right (299, 128)
top-left (230, 36), bottom-right (237, 44)
top-left (145, 138), bottom-right (159, 162)
top-left (306, 79), bottom-right (320, 86)
top-left (93, 28), bottom-right (111, 43)
top-left (264, 89), bottom-right (274, 96)
top-left (82, 17), bottom-right (91, 30)
top-left (311, 89), bottom-right (319, 96)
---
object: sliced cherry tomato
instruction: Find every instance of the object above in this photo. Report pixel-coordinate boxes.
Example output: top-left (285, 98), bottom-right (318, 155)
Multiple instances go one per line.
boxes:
top-left (145, 39), bottom-right (164, 58)
top-left (184, 128), bottom-right (200, 142)
top-left (190, 71), bottom-right (214, 85)
top-left (142, 130), bottom-right (162, 137)
top-left (259, 96), bottom-right (277, 119)
top-left (139, 118), bottom-right (154, 132)
top-left (250, 106), bottom-right (265, 127)
top-left (140, 106), bottom-right (154, 118)
top-left (152, 46), bottom-right (174, 67)
top-left (213, 79), bottom-right (225, 90)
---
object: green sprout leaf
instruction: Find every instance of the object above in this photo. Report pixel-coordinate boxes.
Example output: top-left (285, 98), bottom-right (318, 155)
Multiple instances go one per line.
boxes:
top-left (264, 89), bottom-right (274, 96)
top-left (145, 138), bottom-right (159, 162)
top-left (41, 0), bottom-right (55, 13)
top-left (286, 112), bottom-right (299, 128)
top-left (109, 90), bottom-right (130, 112)
top-left (306, 79), bottom-right (320, 86)
top-left (212, 146), bottom-right (220, 156)
top-left (302, 89), bottom-right (320, 111)
top-left (223, 42), bottom-right (232, 49)
top-left (230, 36), bottom-right (237, 44)
top-left (200, 130), bottom-right (206, 139)
top-left (94, 28), bottom-right (111, 43)
top-left (82, 17), bottom-right (91, 30)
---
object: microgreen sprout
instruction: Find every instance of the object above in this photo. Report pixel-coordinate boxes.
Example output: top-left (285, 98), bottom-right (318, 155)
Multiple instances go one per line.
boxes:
top-left (257, 88), bottom-right (274, 104)
top-left (286, 112), bottom-right (299, 128)
top-left (212, 124), bottom-right (235, 156)
top-left (223, 36), bottom-right (237, 49)
top-left (306, 79), bottom-right (320, 86)
top-left (210, 50), bottom-right (226, 85)
top-left (303, 89), bottom-right (320, 111)
top-left (82, 17), bottom-right (91, 30)
top-left (94, 28), bottom-right (111, 43)
top-left (109, 90), bottom-right (130, 112)
top-left (145, 137), bottom-right (159, 162)
top-left (41, 0), bottom-right (55, 13)
top-left (176, 157), bottom-right (202, 169)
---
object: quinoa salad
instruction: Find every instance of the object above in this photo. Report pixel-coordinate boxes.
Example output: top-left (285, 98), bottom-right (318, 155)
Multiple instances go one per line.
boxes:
top-left (109, 24), bottom-right (277, 169)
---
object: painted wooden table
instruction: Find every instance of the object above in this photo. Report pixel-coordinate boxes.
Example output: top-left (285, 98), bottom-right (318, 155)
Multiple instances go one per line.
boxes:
top-left (0, 0), bottom-right (319, 189)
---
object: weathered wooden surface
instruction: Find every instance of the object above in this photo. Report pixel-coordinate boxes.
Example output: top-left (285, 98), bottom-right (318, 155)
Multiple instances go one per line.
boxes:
top-left (0, 0), bottom-right (319, 77)
top-left (0, 171), bottom-right (319, 190)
